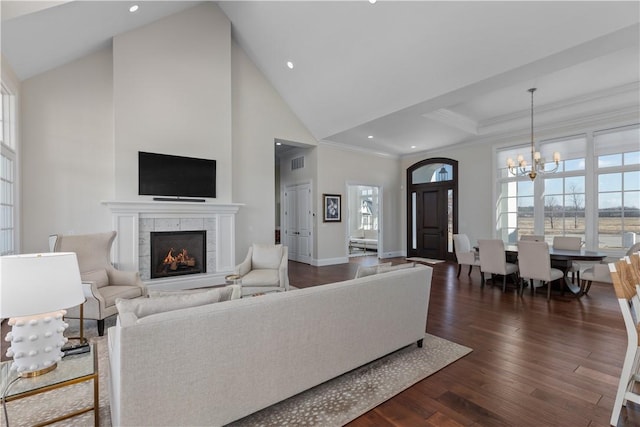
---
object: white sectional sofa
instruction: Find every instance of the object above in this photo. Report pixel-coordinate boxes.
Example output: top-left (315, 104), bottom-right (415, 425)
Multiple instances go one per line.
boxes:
top-left (108, 264), bottom-right (433, 426)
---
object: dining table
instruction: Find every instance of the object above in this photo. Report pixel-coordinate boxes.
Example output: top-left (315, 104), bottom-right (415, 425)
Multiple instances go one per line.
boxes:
top-left (504, 244), bottom-right (608, 295)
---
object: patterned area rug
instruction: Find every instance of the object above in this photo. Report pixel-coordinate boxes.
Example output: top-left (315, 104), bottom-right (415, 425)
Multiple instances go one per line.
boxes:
top-left (2, 319), bottom-right (471, 427)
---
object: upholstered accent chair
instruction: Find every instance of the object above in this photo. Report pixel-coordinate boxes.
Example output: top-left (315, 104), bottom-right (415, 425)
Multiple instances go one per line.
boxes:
top-left (50, 231), bottom-right (146, 336)
top-left (235, 243), bottom-right (289, 296)
top-left (517, 241), bottom-right (564, 300)
top-left (452, 234), bottom-right (481, 278)
top-left (477, 239), bottom-right (519, 292)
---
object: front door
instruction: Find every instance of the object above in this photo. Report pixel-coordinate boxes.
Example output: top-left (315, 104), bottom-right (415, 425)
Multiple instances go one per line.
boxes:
top-left (407, 158), bottom-right (458, 261)
top-left (413, 186), bottom-right (448, 259)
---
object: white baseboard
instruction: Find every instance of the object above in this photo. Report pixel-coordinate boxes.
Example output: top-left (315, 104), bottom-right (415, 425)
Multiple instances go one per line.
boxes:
top-left (312, 257), bottom-right (349, 266)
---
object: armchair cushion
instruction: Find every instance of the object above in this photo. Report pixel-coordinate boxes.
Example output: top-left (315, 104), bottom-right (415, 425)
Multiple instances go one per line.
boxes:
top-left (252, 244), bottom-right (283, 270)
top-left (83, 269), bottom-right (109, 288)
top-left (241, 270), bottom-right (280, 286)
top-left (102, 285), bottom-right (145, 308)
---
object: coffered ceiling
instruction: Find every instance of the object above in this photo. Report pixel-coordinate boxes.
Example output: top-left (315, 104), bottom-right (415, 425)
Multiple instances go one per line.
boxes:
top-left (2, 1), bottom-right (639, 156)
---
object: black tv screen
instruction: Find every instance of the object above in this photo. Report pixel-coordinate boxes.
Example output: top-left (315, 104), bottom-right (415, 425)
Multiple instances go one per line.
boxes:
top-left (138, 151), bottom-right (216, 199)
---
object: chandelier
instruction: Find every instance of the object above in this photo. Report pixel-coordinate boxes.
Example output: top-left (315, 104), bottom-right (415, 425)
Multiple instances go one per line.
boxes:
top-left (506, 88), bottom-right (560, 180)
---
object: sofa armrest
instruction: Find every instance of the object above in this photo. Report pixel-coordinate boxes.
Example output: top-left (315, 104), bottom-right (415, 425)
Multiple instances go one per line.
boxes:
top-left (279, 246), bottom-right (289, 291)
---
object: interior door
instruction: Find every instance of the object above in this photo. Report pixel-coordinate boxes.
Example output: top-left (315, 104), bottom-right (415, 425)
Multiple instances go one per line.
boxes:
top-left (284, 183), bottom-right (311, 264)
top-left (414, 186), bottom-right (448, 259)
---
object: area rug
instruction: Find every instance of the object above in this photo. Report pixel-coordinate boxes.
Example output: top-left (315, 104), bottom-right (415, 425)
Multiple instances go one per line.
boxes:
top-left (2, 318), bottom-right (470, 427)
top-left (406, 257), bottom-right (446, 264)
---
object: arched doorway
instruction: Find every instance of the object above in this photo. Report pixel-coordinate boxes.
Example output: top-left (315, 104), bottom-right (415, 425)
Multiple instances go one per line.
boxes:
top-left (406, 158), bottom-right (458, 260)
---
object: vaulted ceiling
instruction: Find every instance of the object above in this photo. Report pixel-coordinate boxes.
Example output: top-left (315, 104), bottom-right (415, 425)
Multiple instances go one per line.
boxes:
top-left (2, 1), bottom-right (639, 156)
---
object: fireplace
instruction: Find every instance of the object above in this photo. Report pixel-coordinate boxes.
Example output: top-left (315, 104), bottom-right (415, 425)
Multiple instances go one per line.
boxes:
top-left (150, 231), bottom-right (206, 279)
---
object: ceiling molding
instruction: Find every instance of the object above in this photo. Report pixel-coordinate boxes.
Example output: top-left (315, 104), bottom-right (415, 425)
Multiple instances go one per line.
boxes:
top-left (422, 109), bottom-right (479, 135)
top-left (478, 81), bottom-right (640, 134)
top-left (318, 140), bottom-right (400, 160)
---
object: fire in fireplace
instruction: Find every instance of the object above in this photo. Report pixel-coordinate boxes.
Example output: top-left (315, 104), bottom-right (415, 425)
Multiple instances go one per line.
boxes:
top-left (150, 231), bottom-right (206, 278)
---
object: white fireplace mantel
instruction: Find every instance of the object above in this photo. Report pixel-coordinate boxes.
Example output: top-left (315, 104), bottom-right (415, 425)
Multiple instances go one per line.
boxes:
top-left (103, 200), bottom-right (243, 290)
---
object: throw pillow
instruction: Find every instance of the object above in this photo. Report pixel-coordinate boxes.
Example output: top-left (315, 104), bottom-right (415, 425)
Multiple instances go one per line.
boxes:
top-left (251, 244), bottom-right (283, 269)
top-left (115, 287), bottom-right (227, 319)
top-left (147, 285), bottom-right (240, 302)
top-left (377, 262), bottom-right (416, 274)
top-left (355, 262), bottom-right (392, 279)
top-left (81, 269), bottom-right (109, 288)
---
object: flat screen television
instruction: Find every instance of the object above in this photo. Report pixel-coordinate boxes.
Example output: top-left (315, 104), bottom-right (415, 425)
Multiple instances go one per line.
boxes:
top-left (138, 151), bottom-right (216, 199)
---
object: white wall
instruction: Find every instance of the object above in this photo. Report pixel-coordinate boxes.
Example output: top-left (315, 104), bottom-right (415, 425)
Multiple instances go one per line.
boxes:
top-left (317, 144), bottom-right (401, 263)
top-left (113, 3), bottom-right (232, 202)
top-left (20, 48), bottom-right (114, 252)
top-left (231, 40), bottom-right (317, 261)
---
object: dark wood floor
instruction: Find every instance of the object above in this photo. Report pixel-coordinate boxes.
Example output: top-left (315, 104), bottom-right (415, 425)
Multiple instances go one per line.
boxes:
top-left (289, 256), bottom-right (640, 427)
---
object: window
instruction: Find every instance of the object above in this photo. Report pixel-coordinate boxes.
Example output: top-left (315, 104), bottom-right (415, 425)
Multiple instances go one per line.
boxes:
top-left (595, 125), bottom-right (640, 250)
top-left (0, 83), bottom-right (16, 255)
top-left (496, 125), bottom-right (639, 254)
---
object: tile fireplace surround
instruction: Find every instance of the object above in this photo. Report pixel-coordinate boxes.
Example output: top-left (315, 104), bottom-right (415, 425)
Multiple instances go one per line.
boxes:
top-left (104, 201), bottom-right (242, 290)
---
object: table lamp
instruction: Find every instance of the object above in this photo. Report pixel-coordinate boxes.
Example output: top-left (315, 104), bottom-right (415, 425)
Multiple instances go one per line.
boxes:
top-left (0, 252), bottom-right (84, 377)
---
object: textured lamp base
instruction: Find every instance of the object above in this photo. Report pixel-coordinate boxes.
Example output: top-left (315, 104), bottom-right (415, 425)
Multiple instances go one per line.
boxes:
top-left (4, 310), bottom-right (69, 376)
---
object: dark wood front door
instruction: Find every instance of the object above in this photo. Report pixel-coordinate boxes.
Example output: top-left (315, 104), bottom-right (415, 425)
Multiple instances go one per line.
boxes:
top-left (414, 186), bottom-right (448, 259)
top-left (407, 158), bottom-right (457, 261)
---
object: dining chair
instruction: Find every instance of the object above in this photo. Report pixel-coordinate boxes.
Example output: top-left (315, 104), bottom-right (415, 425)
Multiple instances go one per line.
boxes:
top-left (517, 241), bottom-right (564, 300)
top-left (552, 236), bottom-right (583, 283)
top-left (609, 259), bottom-right (640, 426)
top-left (579, 263), bottom-right (612, 295)
top-left (520, 235), bottom-right (544, 242)
top-left (477, 239), bottom-right (519, 292)
top-left (452, 234), bottom-right (481, 278)
top-left (626, 242), bottom-right (640, 257)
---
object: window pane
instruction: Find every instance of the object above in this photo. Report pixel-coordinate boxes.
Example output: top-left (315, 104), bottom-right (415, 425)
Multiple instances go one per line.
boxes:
top-left (626, 190), bottom-right (640, 210)
top-left (598, 215), bottom-right (623, 249)
top-left (564, 158), bottom-right (585, 172)
top-left (599, 154), bottom-right (622, 168)
top-left (625, 171), bottom-right (640, 191)
top-left (517, 180), bottom-right (534, 197)
top-left (599, 192), bottom-right (622, 209)
top-left (545, 178), bottom-right (563, 195)
top-left (625, 151), bottom-right (640, 165)
top-left (599, 173), bottom-right (622, 192)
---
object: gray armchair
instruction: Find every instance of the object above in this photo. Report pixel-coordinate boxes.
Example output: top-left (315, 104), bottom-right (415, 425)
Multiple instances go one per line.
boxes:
top-left (50, 231), bottom-right (146, 336)
top-left (235, 243), bottom-right (289, 296)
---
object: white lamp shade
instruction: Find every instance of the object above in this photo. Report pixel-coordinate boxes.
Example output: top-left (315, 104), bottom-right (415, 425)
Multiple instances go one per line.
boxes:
top-left (0, 252), bottom-right (84, 318)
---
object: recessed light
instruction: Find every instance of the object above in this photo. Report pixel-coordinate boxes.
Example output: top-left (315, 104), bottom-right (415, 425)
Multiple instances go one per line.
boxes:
top-left (129, 4), bottom-right (139, 13)
top-left (286, 61), bottom-right (294, 69)
top-left (369, 0), bottom-right (377, 4)
top-left (411, 145), bottom-right (416, 149)
top-left (367, 135), bottom-right (373, 139)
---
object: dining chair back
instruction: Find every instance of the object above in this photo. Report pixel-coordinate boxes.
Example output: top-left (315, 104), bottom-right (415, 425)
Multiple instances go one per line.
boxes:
top-left (552, 236), bottom-right (582, 250)
top-left (517, 241), bottom-right (564, 299)
top-left (452, 234), bottom-right (481, 278)
top-left (609, 259), bottom-right (640, 426)
top-left (626, 242), bottom-right (640, 257)
top-left (552, 236), bottom-right (583, 284)
top-left (520, 235), bottom-right (544, 242)
top-left (477, 239), bottom-right (519, 292)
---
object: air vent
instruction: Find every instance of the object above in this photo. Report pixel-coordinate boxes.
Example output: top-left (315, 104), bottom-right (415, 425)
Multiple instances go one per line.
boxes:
top-left (291, 156), bottom-right (305, 170)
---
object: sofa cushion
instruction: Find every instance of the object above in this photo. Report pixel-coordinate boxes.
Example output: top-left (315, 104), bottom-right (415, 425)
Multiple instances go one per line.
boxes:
top-left (101, 285), bottom-right (145, 308)
top-left (82, 268), bottom-right (109, 288)
top-left (115, 287), bottom-right (228, 319)
top-left (252, 244), bottom-right (283, 269)
top-left (354, 262), bottom-right (391, 279)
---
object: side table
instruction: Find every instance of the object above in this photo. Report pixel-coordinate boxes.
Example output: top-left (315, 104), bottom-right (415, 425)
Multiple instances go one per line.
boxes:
top-left (1, 342), bottom-right (99, 426)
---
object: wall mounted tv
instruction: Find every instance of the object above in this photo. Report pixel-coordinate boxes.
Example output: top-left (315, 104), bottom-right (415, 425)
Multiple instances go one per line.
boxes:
top-left (138, 151), bottom-right (216, 200)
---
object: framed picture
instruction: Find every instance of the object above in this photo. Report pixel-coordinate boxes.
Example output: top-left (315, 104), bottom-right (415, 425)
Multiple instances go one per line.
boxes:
top-left (323, 194), bottom-right (341, 222)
